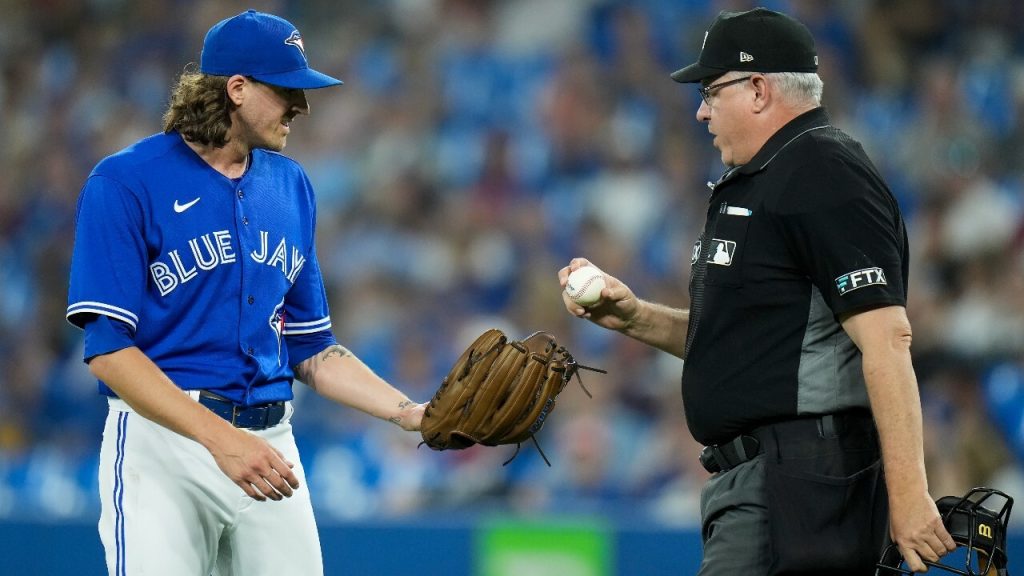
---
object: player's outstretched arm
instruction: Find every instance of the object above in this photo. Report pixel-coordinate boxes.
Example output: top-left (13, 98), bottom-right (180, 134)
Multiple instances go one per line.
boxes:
top-left (88, 347), bottom-right (301, 502)
top-left (293, 345), bottom-right (426, 431)
top-left (558, 257), bottom-right (690, 358)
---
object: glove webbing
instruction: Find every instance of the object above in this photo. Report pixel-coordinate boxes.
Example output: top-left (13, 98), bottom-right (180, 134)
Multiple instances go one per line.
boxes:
top-left (502, 348), bottom-right (605, 467)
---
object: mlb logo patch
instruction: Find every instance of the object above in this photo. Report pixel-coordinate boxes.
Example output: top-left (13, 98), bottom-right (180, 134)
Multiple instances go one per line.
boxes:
top-left (708, 239), bottom-right (736, 266)
top-left (835, 267), bottom-right (887, 295)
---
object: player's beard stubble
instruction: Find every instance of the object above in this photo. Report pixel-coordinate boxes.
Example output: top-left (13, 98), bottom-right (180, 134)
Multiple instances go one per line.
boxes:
top-left (239, 115), bottom-right (295, 152)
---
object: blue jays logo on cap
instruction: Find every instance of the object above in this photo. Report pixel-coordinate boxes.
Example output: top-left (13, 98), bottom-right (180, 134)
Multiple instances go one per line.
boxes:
top-left (200, 9), bottom-right (342, 89)
top-left (285, 31), bottom-right (305, 57)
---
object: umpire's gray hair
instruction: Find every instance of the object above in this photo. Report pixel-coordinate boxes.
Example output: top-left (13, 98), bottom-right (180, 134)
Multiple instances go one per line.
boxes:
top-left (767, 72), bottom-right (823, 108)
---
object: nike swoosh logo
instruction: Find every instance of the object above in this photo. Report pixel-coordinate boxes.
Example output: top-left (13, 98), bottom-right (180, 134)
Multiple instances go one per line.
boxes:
top-left (173, 197), bottom-right (201, 213)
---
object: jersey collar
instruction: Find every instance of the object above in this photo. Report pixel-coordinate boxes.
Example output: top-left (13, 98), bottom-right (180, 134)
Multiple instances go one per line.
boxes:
top-left (736, 106), bottom-right (831, 176)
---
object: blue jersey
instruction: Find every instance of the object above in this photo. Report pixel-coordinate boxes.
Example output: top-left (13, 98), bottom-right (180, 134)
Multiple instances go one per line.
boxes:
top-left (67, 132), bottom-right (336, 405)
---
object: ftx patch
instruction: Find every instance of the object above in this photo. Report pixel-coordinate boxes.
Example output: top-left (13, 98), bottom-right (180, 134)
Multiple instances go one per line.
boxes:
top-left (835, 267), bottom-right (886, 295)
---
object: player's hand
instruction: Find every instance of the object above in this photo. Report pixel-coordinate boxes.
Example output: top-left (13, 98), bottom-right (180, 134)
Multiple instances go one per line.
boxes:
top-left (888, 491), bottom-right (957, 572)
top-left (209, 428), bottom-right (301, 502)
top-left (558, 258), bottom-right (639, 332)
top-left (390, 400), bottom-right (426, 432)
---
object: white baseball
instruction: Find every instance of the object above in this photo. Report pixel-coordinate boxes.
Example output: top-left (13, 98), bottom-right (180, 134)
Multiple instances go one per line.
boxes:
top-left (565, 266), bottom-right (606, 307)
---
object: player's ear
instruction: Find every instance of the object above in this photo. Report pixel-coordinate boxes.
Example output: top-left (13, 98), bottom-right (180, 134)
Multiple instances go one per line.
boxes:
top-left (225, 74), bottom-right (248, 106)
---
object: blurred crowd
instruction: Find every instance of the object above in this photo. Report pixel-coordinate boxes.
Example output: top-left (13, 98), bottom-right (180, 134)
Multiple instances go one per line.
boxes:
top-left (1, 0), bottom-right (1023, 524)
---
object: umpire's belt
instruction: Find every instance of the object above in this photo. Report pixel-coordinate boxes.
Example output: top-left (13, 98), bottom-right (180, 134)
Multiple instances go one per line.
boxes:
top-left (198, 391), bottom-right (286, 430)
top-left (699, 435), bottom-right (761, 474)
top-left (698, 410), bottom-right (876, 474)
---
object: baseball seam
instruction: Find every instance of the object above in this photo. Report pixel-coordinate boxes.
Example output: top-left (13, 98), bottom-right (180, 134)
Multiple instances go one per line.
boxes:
top-left (570, 275), bottom-right (600, 302)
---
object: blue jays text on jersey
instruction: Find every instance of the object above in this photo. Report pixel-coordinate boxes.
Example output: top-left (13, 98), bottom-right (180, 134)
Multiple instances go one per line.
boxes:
top-left (66, 132), bottom-right (336, 406)
top-left (149, 229), bottom-right (307, 296)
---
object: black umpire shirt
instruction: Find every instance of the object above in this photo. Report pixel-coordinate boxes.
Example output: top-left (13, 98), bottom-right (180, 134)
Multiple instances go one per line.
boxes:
top-left (682, 107), bottom-right (909, 446)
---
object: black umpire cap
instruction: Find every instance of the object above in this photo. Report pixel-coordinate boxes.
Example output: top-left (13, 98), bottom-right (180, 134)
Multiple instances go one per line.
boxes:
top-left (671, 7), bottom-right (818, 84)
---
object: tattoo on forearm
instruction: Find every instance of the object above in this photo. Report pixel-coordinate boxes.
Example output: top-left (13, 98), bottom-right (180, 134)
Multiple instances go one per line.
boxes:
top-left (321, 345), bottom-right (352, 361)
top-left (389, 400), bottom-right (414, 426)
top-left (294, 345), bottom-right (353, 387)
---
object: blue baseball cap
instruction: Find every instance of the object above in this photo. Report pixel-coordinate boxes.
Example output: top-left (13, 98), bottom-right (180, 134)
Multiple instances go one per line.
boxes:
top-left (200, 9), bottom-right (342, 89)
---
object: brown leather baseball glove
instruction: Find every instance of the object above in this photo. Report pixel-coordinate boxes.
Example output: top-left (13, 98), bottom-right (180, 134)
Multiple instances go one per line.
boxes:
top-left (420, 328), bottom-right (604, 465)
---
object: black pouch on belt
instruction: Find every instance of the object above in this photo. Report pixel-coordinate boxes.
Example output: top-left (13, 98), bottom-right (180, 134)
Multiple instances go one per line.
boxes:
top-left (760, 411), bottom-right (889, 576)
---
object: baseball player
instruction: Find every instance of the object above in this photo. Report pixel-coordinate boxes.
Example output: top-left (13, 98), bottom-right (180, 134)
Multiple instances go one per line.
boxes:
top-left (66, 10), bottom-right (425, 576)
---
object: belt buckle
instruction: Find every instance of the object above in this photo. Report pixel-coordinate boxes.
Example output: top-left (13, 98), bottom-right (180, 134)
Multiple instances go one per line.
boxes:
top-left (231, 405), bottom-right (241, 427)
top-left (699, 445), bottom-right (719, 473)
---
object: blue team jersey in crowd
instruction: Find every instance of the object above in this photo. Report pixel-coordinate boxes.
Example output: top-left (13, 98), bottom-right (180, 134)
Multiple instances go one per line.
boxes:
top-left (66, 131), bottom-right (336, 406)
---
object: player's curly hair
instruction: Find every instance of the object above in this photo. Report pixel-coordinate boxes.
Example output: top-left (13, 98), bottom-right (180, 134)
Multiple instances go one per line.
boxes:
top-left (162, 64), bottom-right (236, 147)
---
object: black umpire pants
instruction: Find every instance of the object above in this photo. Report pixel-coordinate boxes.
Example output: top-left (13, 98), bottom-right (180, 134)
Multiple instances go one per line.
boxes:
top-left (697, 410), bottom-right (889, 576)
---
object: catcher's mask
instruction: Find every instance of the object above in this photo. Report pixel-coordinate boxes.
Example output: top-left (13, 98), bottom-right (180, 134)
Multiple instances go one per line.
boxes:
top-left (876, 487), bottom-right (1013, 576)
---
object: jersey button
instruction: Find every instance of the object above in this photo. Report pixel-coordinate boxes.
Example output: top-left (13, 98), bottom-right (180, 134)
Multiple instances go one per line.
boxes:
top-left (237, 189), bottom-right (245, 199)
top-left (247, 346), bottom-right (255, 355)
top-left (242, 217), bottom-right (249, 225)
top-left (248, 295), bottom-right (255, 305)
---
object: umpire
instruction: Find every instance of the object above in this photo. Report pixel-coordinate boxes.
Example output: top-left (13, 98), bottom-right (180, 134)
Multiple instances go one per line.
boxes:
top-left (559, 8), bottom-right (955, 575)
